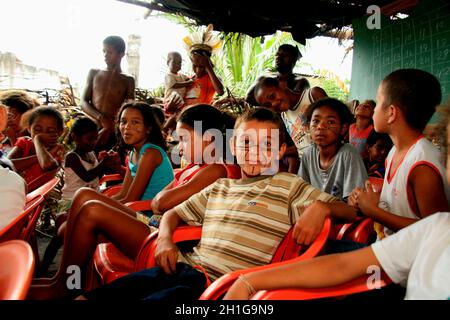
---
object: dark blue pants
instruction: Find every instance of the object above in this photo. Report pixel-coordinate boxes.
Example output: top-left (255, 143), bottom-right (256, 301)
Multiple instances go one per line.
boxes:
top-left (84, 263), bottom-right (207, 301)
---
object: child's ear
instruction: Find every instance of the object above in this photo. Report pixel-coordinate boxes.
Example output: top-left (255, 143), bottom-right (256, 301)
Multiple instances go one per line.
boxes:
top-left (229, 136), bottom-right (236, 157)
top-left (277, 143), bottom-right (287, 160)
top-left (387, 105), bottom-right (399, 124)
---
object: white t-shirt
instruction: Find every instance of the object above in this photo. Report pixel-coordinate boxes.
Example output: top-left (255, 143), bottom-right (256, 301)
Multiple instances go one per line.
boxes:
top-left (0, 166), bottom-right (26, 230)
top-left (372, 212), bottom-right (450, 300)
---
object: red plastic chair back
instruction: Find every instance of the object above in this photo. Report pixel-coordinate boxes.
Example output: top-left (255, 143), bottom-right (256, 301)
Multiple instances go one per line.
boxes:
top-left (26, 177), bottom-right (59, 203)
top-left (0, 240), bottom-right (35, 300)
top-left (26, 168), bottom-right (58, 193)
top-left (0, 195), bottom-right (45, 243)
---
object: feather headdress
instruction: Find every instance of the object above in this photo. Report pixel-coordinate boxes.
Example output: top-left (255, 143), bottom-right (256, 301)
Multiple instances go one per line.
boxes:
top-left (183, 24), bottom-right (222, 54)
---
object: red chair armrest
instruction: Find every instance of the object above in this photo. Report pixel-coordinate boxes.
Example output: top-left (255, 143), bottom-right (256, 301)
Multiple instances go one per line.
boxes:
top-left (99, 174), bottom-right (123, 185)
top-left (251, 273), bottom-right (392, 300)
top-left (134, 225), bottom-right (202, 271)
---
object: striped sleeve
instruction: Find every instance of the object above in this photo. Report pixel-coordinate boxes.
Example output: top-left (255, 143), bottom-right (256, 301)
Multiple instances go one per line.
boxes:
top-left (289, 178), bottom-right (340, 224)
top-left (172, 183), bottom-right (214, 226)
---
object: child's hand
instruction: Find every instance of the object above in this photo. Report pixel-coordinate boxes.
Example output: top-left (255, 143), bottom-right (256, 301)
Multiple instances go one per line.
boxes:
top-left (98, 150), bottom-right (108, 161)
top-left (293, 200), bottom-right (329, 246)
top-left (34, 132), bottom-right (59, 147)
top-left (154, 237), bottom-right (179, 275)
top-left (348, 187), bottom-right (362, 210)
top-left (354, 181), bottom-right (380, 216)
top-left (49, 144), bottom-right (65, 159)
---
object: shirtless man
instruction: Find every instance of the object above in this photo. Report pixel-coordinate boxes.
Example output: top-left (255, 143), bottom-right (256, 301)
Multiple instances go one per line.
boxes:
top-left (246, 44), bottom-right (310, 106)
top-left (81, 36), bottom-right (135, 153)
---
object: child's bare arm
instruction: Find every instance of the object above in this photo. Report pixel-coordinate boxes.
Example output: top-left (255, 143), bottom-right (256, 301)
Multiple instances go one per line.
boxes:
top-left (293, 200), bottom-right (357, 245)
top-left (223, 246), bottom-right (380, 300)
top-left (111, 168), bottom-right (133, 201)
top-left (171, 79), bottom-right (194, 89)
top-left (118, 148), bottom-right (162, 204)
top-left (65, 153), bottom-right (106, 183)
top-left (200, 55), bottom-right (224, 95)
top-left (81, 69), bottom-right (103, 123)
top-left (126, 76), bottom-right (135, 100)
top-left (152, 164), bottom-right (227, 214)
top-left (33, 135), bottom-right (61, 171)
top-left (155, 209), bottom-right (184, 274)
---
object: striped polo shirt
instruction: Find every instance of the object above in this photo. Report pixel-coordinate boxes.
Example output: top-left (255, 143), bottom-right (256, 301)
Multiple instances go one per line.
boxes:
top-left (174, 172), bottom-right (339, 280)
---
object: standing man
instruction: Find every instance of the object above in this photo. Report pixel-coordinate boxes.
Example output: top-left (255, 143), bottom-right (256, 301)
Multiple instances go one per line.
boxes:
top-left (82, 35), bottom-right (135, 153)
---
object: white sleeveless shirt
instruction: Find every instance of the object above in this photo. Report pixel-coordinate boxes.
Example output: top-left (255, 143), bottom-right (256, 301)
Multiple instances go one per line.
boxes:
top-left (379, 137), bottom-right (450, 237)
top-left (61, 151), bottom-right (99, 199)
top-left (281, 89), bottom-right (314, 156)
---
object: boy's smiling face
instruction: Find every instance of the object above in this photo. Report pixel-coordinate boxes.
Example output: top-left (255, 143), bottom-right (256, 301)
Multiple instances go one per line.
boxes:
top-left (232, 120), bottom-right (286, 178)
top-left (309, 105), bottom-right (345, 148)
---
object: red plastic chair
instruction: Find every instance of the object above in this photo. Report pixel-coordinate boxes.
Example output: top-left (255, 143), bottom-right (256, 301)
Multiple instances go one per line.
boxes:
top-left (26, 168), bottom-right (58, 193)
top-left (368, 176), bottom-right (383, 193)
top-left (26, 177), bottom-right (59, 204)
top-left (251, 272), bottom-right (392, 300)
top-left (99, 173), bottom-right (124, 186)
top-left (0, 195), bottom-right (45, 242)
top-left (0, 240), bottom-right (35, 300)
top-left (199, 218), bottom-right (332, 300)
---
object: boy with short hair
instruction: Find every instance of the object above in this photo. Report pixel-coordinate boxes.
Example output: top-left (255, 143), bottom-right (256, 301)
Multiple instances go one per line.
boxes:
top-left (81, 35), bottom-right (135, 153)
top-left (349, 68), bottom-right (449, 238)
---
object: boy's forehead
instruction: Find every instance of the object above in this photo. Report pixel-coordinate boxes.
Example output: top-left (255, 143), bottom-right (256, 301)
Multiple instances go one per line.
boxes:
top-left (312, 106), bottom-right (338, 117)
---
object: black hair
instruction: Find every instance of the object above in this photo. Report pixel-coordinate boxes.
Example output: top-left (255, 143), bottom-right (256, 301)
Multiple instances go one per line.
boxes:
top-left (177, 104), bottom-right (235, 134)
top-left (167, 51), bottom-right (182, 60)
top-left (278, 44), bottom-right (302, 62)
top-left (103, 35), bottom-right (126, 54)
top-left (366, 129), bottom-right (393, 149)
top-left (149, 105), bottom-right (165, 127)
top-left (191, 49), bottom-right (212, 58)
top-left (234, 107), bottom-right (286, 144)
top-left (28, 106), bottom-right (64, 131)
top-left (382, 69), bottom-right (441, 131)
top-left (306, 97), bottom-right (353, 125)
top-left (0, 90), bottom-right (37, 114)
top-left (116, 101), bottom-right (166, 151)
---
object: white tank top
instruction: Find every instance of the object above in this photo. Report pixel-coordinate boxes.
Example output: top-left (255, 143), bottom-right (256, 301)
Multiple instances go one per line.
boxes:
top-left (61, 151), bottom-right (99, 199)
top-left (281, 89), bottom-right (314, 156)
top-left (379, 137), bottom-right (450, 237)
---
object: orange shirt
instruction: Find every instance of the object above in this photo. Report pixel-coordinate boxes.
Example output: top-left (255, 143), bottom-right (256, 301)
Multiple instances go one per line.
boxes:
top-left (185, 74), bottom-right (216, 106)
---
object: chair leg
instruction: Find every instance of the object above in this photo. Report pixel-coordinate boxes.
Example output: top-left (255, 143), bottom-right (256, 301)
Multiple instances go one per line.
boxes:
top-left (30, 233), bottom-right (42, 276)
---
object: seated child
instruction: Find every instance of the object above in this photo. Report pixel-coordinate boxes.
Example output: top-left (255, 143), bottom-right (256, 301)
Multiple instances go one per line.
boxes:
top-left (349, 100), bottom-right (375, 157)
top-left (224, 211), bottom-right (450, 300)
top-left (349, 69), bottom-right (449, 239)
top-left (364, 129), bottom-right (393, 178)
top-left (298, 98), bottom-right (368, 201)
top-left (61, 117), bottom-right (120, 206)
top-left (0, 90), bottom-right (37, 154)
top-left (8, 106), bottom-right (64, 184)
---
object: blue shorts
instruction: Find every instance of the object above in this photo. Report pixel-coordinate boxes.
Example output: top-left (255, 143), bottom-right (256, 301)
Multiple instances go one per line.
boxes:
top-left (83, 263), bottom-right (207, 301)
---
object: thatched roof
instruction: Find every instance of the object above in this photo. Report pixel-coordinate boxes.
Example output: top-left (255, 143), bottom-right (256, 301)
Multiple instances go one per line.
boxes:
top-left (117, 0), bottom-right (417, 44)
